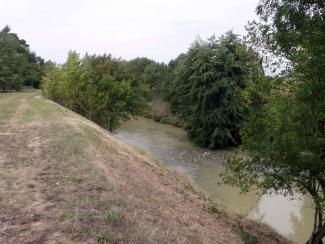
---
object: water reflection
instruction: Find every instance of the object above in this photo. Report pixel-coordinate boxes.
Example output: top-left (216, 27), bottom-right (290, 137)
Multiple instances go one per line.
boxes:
top-left (116, 117), bottom-right (313, 244)
top-left (249, 194), bottom-right (313, 239)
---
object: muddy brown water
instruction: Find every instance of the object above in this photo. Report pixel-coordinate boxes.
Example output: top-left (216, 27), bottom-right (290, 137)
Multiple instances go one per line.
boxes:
top-left (116, 117), bottom-right (314, 244)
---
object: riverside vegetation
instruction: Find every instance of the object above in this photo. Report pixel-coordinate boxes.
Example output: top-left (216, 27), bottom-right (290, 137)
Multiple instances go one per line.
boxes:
top-left (0, 0), bottom-right (324, 243)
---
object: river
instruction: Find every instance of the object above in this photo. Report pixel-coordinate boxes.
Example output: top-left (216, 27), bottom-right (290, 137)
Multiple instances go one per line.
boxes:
top-left (116, 117), bottom-right (314, 244)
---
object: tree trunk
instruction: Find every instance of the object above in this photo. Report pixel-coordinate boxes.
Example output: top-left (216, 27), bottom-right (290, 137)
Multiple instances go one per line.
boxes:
top-left (307, 205), bottom-right (325, 244)
top-left (307, 224), bottom-right (325, 244)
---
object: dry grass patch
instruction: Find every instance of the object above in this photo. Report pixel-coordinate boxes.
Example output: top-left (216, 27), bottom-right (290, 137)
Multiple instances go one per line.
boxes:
top-left (0, 91), bottom-right (291, 244)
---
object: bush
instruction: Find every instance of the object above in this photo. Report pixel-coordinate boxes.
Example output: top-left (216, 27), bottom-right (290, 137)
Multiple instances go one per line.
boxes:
top-left (42, 51), bottom-right (147, 131)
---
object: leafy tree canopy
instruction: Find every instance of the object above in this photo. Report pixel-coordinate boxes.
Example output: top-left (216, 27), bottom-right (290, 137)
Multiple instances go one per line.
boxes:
top-left (43, 51), bottom-right (148, 131)
top-left (0, 26), bottom-right (44, 92)
top-left (126, 57), bottom-right (170, 100)
top-left (224, 1), bottom-right (325, 243)
top-left (171, 31), bottom-right (262, 148)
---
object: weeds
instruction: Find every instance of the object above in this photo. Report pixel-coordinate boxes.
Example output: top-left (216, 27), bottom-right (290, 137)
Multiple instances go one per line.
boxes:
top-left (234, 225), bottom-right (259, 244)
top-left (104, 210), bottom-right (123, 226)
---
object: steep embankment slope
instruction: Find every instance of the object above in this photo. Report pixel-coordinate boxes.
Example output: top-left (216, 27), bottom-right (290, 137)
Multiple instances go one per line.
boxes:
top-left (0, 91), bottom-right (290, 243)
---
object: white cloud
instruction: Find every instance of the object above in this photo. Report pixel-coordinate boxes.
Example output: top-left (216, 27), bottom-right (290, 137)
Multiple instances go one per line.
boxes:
top-left (0, 0), bottom-right (259, 63)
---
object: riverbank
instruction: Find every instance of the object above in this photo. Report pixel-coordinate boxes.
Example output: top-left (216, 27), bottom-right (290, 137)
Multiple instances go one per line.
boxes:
top-left (0, 91), bottom-right (289, 243)
top-left (117, 117), bottom-right (314, 243)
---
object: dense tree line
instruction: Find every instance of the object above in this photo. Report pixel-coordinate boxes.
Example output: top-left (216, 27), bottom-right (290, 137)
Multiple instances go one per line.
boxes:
top-left (122, 57), bottom-right (175, 124)
top-left (1, 25), bottom-right (258, 149)
top-left (121, 33), bottom-right (263, 149)
top-left (43, 52), bottom-right (147, 131)
top-left (125, 57), bottom-right (171, 100)
top-left (0, 26), bottom-right (44, 92)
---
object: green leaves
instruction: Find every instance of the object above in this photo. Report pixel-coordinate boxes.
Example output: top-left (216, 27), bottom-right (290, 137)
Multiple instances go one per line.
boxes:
top-left (126, 57), bottom-right (170, 101)
top-left (0, 26), bottom-right (26, 92)
top-left (225, 1), bottom-right (325, 241)
top-left (0, 26), bottom-right (44, 92)
top-left (171, 31), bottom-right (262, 148)
top-left (42, 52), bottom-right (147, 131)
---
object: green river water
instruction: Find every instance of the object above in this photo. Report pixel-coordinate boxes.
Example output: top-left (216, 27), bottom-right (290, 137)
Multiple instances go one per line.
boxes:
top-left (116, 117), bottom-right (314, 244)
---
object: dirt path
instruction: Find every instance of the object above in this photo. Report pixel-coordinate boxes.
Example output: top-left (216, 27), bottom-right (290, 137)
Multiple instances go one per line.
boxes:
top-left (0, 91), bottom-right (290, 244)
top-left (0, 92), bottom-right (60, 243)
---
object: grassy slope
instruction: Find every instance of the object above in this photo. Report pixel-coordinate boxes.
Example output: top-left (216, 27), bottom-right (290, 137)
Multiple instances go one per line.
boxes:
top-left (0, 91), bottom-right (291, 244)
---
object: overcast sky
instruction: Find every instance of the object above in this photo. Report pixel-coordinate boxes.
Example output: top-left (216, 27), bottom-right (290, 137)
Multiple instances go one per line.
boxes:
top-left (0, 0), bottom-right (259, 63)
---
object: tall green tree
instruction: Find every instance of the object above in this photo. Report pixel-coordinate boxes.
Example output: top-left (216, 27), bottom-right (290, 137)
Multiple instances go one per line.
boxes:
top-left (172, 32), bottom-right (262, 148)
top-left (0, 26), bottom-right (44, 92)
top-left (0, 26), bottom-right (28, 91)
top-left (43, 52), bottom-right (147, 131)
top-left (224, 1), bottom-right (325, 243)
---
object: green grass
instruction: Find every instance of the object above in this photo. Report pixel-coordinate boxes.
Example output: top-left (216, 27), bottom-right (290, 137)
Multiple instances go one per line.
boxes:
top-left (0, 92), bottom-right (22, 124)
top-left (104, 210), bottom-right (123, 226)
top-left (234, 226), bottom-right (260, 244)
top-left (93, 231), bottom-right (123, 244)
top-left (207, 204), bottom-right (221, 215)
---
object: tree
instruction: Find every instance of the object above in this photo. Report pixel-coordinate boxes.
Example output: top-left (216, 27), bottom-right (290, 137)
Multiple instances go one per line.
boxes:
top-left (42, 52), bottom-right (147, 131)
top-left (223, 1), bottom-right (325, 243)
top-left (80, 54), bottom-right (148, 131)
top-left (126, 57), bottom-right (170, 100)
top-left (0, 25), bottom-right (44, 92)
top-left (24, 52), bottom-right (45, 88)
top-left (171, 32), bottom-right (262, 148)
top-left (0, 26), bottom-right (27, 91)
top-left (142, 62), bottom-right (170, 100)
top-left (125, 57), bottom-right (153, 85)
top-left (167, 54), bottom-right (187, 112)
